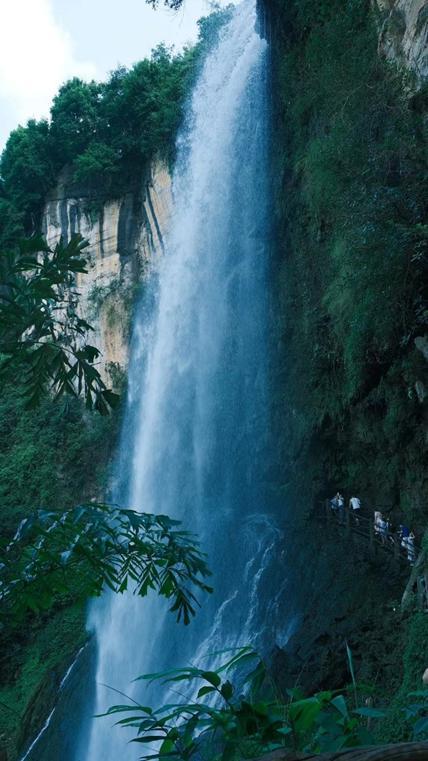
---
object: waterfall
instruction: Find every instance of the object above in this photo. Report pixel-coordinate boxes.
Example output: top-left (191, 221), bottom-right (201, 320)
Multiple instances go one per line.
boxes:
top-left (84, 2), bottom-right (284, 758)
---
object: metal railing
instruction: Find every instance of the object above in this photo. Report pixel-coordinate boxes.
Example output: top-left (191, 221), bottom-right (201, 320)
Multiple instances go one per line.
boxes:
top-left (321, 501), bottom-right (420, 565)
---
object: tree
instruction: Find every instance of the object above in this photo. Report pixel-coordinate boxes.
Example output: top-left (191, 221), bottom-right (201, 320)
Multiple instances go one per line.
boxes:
top-left (97, 46), bottom-right (196, 183)
top-left (0, 8), bottom-right (226, 248)
top-left (0, 120), bottom-right (56, 231)
top-left (0, 196), bottom-right (24, 249)
top-left (50, 78), bottom-right (101, 166)
top-left (73, 141), bottom-right (120, 187)
top-left (0, 503), bottom-right (212, 627)
top-left (0, 234), bottom-right (119, 413)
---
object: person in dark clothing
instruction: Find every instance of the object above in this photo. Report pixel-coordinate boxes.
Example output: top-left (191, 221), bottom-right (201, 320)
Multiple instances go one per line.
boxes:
top-left (399, 524), bottom-right (410, 544)
top-left (330, 493), bottom-right (339, 513)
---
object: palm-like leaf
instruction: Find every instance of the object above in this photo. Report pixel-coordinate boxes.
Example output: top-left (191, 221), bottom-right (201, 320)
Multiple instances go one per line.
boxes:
top-left (0, 503), bottom-right (212, 626)
top-left (0, 234), bottom-right (119, 413)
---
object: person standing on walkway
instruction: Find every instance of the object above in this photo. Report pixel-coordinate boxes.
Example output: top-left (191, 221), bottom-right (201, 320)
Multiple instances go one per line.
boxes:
top-left (379, 515), bottom-right (388, 545)
top-left (399, 524), bottom-right (411, 557)
top-left (337, 492), bottom-right (345, 524)
top-left (407, 531), bottom-right (416, 565)
top-left (400, 524), bottom-right (410, 544)
top-left (349, 495), bottom-right (361, 525)
top-left (330, 492), bottom-right (340, 514)
top-left (374, 511), bottom-right (383, 536)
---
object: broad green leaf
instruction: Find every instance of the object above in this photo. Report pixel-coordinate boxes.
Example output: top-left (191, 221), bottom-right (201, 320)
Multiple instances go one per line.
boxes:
top-left (289, 697), bottom-right (322, 732)
top-left (201, 671), bottom-right (221, 687)
top-left (220, 681), bottom-right (233, 700)
top-left (197, 686), bottom-right (216, 698)
top-left (277, 726), bottom-right (293, 736)
top-left (353, 707), bottom-right (386, 719)
top-left (331, 695), bottom-right (348, 718)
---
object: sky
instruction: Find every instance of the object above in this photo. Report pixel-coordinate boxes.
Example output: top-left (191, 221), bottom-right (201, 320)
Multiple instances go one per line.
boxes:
top-left (0, 0), bottom-right (226, 151)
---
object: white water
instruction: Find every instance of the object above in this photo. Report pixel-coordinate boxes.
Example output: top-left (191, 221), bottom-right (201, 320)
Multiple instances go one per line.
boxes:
top-left (19, 645), bottom-right (88, 761)
top-left (84, 3), bottom-right (287, 758)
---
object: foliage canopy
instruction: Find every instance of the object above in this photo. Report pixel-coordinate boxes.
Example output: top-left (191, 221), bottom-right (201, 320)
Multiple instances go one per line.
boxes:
top-left (101, 648), bottom-right (396, 759)
top-left (0, 9), bottom-right (232, 246)
top-left (0, 503), bottom-right (212, 627)
top-left (0, 45), bottom-right (193, 243)
top-left (0, 233), bottom-right (118, 412)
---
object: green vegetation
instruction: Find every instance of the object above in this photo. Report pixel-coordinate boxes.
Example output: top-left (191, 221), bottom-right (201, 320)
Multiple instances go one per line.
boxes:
top-left (0, 388), bottom-right (117, 539)
top-left (0, 8), bottom-right (232, 248)
top-left (0, 206), bottom-right (122, 757)
top-left (268, 0), bottom-right (428, 747)
top-left (0, 234), bottom-right (118, 412)
top-left (271, 0), bottom-right (428, 525)
top-left (0, 120), bottom-right (55, 244)
top-left (0, 383), bottom-right (118, 759)
top-left (0, 46), bottom-right (193, 242)
top-left (0, 603), bottom-right (86, 760)
top-left (378, 612), bottom-right (428, 742)
top-left (102, 647), bottom-right (428, 759)
top-left (1, 504), bottom-right (212, 626)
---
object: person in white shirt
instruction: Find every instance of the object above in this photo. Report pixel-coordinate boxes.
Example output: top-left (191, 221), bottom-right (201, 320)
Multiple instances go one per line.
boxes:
top-left (349, 495), bottom-right (361, 524)
top-left (378, 516), bottom-right (388, 544)
top-left (407, 532), bottom-right (416, 565)
top-left (374, 511), bottom-right (383, 538)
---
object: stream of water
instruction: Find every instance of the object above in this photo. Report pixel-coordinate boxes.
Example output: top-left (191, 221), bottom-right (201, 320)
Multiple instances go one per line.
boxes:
top-left (83, 2), bottom-right (286, 757)
top-left (15, 5), bottom-right (298, 760)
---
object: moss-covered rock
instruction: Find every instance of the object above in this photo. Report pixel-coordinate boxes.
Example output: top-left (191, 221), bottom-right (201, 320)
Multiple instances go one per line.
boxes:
top-left (267, 0), bottom-right (428, 741)
top-left (0, 604), bottom-right (87, 761)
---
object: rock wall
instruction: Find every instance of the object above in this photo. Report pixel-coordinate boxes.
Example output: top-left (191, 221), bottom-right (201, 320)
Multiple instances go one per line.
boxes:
top-left (266, 0), bottom-right (428, 740)
top-left (375, 0), bottom-right (428, 82)
top-left (42, 162), bottom-right (172, 388)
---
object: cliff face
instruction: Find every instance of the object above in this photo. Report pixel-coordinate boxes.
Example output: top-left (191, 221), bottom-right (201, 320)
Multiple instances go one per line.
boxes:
top-left (376, 0), bottom-right (428, 82)
top-left (42, 162), bottom-right (172, 388)
top-left (267, 0), bottom-right (428, 740)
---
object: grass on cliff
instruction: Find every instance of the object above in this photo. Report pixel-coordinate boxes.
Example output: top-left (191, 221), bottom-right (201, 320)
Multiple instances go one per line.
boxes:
top-left (0, 604), bottom-right (86, 761)
top-left (0, 385), bottom-right (119, 538)
top-left (268, 0), bottom-right (428, 746)
top-left (376, 612), bottom-right (428, 743)
top-left (271, 0), bottom-right (427, 525)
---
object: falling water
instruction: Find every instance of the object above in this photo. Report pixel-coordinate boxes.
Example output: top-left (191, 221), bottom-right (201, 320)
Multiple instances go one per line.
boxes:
top-left (84, 2), bottom-right (287, 758)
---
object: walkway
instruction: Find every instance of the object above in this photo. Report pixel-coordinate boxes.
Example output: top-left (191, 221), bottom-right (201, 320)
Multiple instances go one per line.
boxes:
top-left (321, 500), bottom-right (421, 566)
top-left (321, 501), bottom-right (428, 612)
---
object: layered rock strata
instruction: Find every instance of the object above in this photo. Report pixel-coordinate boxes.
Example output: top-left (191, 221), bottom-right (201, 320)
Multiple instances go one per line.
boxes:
top-left (42, 162), bottom-right (171, 387)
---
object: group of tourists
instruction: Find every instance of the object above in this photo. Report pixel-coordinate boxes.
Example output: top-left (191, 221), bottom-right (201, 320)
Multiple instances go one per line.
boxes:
top-left (373, 511), bottom-right (417, 565)
top-left (330, 492), bottom-right (361, 523)
top-left (329, 492), bottom-right (417, 565)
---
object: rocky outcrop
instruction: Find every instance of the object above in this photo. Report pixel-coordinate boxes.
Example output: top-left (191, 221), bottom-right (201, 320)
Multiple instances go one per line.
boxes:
top-left (42, 162), bottom-right (172, 388)
top-left (376, 0), bottom-right (428, 82)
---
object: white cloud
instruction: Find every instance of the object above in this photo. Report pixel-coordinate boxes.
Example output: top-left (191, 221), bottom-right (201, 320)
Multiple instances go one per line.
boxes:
top-left (0, 0), bottom-right (96, 148)
top-left (0, 0), bottom-right (237, 151)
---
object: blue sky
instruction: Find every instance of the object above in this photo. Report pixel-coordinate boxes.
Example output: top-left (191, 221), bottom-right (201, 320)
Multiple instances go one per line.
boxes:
top-left (0, 0), bottom-right (229, 151)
